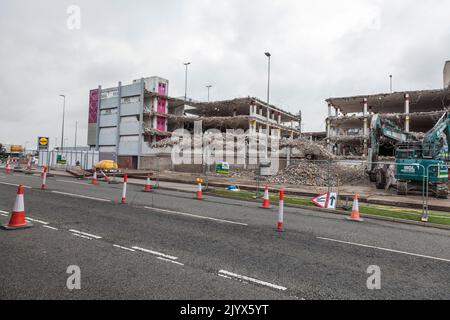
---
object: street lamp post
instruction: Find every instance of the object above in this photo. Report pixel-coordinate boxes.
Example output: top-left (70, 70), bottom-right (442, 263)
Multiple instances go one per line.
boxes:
top-left (74, 121), bottom-right (78, 151)
top-left (389, 75), bottom-right (393, 93)
top-left (206, 85), bottom-right (212, 102)
top-left (184, 62), bottom-right (191, 101)
top-left (264, 52), bottom-right (271, 160)
top-left (59, 95), bottom-right (66, 152)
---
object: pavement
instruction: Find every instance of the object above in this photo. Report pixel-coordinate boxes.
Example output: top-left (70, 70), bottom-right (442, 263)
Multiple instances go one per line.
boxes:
top-left (0, 171), bottom-right (449, 300)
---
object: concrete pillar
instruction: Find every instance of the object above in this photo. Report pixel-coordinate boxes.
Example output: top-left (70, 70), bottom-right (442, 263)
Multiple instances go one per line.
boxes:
top-left (326, 103), bottom-right (332, 150)
top-left (404, 93), bottom-right (410, 132)
top-left (363, 98), bottom-right (368, 156)
top-left (277, 113), bottom-right (281, 124)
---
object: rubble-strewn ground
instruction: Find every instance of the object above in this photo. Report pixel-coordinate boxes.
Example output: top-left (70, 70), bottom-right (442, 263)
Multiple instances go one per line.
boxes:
top-left (268, 161), bottom-right (367, 187)
top-left (212, 161), bottom-right (368, 187)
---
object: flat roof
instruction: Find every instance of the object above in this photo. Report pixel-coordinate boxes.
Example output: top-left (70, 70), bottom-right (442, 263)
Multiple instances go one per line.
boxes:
top-left (326, 88), bottom-right (450, 114)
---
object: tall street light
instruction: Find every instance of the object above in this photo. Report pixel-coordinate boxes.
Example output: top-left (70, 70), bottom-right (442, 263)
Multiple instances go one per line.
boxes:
top-left (59, 95), bottom-right (66, 152)
top-left (264, 52), bottom-right (271, 160)
top-left (184, 62), bottom-right (191, 101)
top-left (389, 74), bottom-right (393, 93)
top-left (74, 121), bottom-right (78, 151)
top-left (206, 85), bottom-right (212, 102)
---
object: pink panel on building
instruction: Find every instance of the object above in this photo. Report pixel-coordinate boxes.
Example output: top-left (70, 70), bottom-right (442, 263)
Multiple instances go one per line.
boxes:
top-left (88, 89), bottom-right (99, 123)
top-left (156, 83), bottom-right (167, 132)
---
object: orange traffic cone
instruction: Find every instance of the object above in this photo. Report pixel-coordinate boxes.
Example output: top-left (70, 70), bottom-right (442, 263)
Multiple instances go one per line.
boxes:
top-left (1, 185), bottom-right (33, 230)
top-left (260, 185), bottom-right (272, 209)
top-left (5, 160), bottom-right (11, 174)
top-left (196, 182), bottom-right (203, 200)
top-left (347, 193), bottom-right (364, 222)
top-left (91, 171), bottom-right (98, 185)
top-left (144, 175), bottom-right (152, 192)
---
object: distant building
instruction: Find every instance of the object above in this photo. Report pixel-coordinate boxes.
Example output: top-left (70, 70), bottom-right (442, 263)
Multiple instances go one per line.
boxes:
top-left (325, 61), bottom-right (450, 156)
top-left (88, 76), bottom-right (301, 169)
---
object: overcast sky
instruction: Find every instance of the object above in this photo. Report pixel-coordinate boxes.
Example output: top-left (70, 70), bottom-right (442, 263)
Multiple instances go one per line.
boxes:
top-left (1, 0), bottom-right (449, 148)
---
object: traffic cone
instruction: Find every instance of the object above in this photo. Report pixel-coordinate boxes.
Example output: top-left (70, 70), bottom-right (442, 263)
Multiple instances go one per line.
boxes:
top-left (5, 160), bottom-right (11, 174)
top-left (41, 166), bottom-right (47, 190)
top-left (121, 175), bottom-right (127, 204)
top-left (144, 175), bottom-right (152, 192)
top-left (260, 185), bottom-right (272, 209)
top-left (91, 171), bottom-right (98, 185)
top-left (1, 185), bottom-right (32, 230)
top-left (277, 188), bottom-right (285, 232)
top-left (347, 193), bottom-right (364, 222)
top-left (196, 181), bottom-right (203, 200)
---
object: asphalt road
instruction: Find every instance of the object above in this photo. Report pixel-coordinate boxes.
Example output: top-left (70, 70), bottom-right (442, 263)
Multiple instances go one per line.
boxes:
top-left (0, 171), bottom-right (449, 300)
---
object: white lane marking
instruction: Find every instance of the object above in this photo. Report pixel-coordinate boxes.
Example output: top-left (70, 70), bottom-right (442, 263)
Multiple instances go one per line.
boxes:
top-left (69, 229), bottom-right (102, 240)
top-left (0, 210), bottom-right (8, 214)
top-left (43, 225), bottom-right (59, 231)
top-left (218, 274), bottom-right (232, 280)
top-left (52, 191), bottom-right (111, 202)
top-left (157, 257), bottom-right (184, 266)
top-left (113, 244), bottom-right (136, 252)
top-left (56, 180), bottom-right (91, 186)
top-left (0, 213), bottom-right (8, 217)
top-left (0, 181), bottom-right (32, 189)
top-left (145, 207), bottom-right (248, 226)
top-left (218, 270), bottom-right (287, 291)
top-left (132, 246), bottom-right (178, 260)
top-left (25, 217), bottom-right (49, 225)
top-left (317, 237), bottom-right (450, 263)
top-left (72, 233), bottom-right (93, 240)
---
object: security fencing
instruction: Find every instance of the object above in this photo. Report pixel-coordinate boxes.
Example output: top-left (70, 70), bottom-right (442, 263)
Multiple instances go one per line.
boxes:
top-left (38, 150), bottom-right (100, 170)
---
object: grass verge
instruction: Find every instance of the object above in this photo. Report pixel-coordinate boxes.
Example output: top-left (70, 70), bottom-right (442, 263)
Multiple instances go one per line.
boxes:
top-left (208, 188), bottom-right (450, 226)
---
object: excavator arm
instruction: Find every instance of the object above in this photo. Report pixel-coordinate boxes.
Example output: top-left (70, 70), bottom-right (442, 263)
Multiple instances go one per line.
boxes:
top-left (367, 114), bottom-right (416, 182)
top-left (422, 111), bottom-right (450, 160)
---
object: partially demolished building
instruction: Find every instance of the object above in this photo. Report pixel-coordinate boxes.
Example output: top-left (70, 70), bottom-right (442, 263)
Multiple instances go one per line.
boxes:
top-left (325, 61), bottom-right (450, 156)
top-left (88, 76), bottom-right (302, 169)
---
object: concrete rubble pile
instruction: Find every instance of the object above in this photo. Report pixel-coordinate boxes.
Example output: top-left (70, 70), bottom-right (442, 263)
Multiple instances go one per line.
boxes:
top-left (268, 161), bottom-right (367, 187)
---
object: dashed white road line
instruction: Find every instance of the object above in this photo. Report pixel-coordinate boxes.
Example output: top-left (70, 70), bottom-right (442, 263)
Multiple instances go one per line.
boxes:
top-left (0, 181), bottom-right (32, 189)
top-left (69, 229), bottom-right (102, 240)
top-left (218, 270), bottom-right (287, 291)
top-left (56, 179), bottom-right (91, 186)
top-left (317, 237), bottom-right (450, 263)
top-left (157, 257), bottom-right (184, 266)
top-left (43, 225), bottom-right (59, 231)
top-left (25, 217), bottom-right (49, 225)
top-left (52, 191), bottom-right (111, 202)
top-left (132, 246), bottom-right (178, 260)
top-left (145, 207), bottom-right (248, 226)
top-left (0, 213), bottom-right (8, 217)
top-left (113, 244), bottom-right (136, 252)
top-left (72, 233), bottom-right (94, 240)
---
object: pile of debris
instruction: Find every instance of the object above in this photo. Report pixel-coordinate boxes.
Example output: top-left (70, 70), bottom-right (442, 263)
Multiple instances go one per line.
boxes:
top-left (269, 161), bottom-right (367, 187)
top-left (280, 137), bottom-right (334, 160)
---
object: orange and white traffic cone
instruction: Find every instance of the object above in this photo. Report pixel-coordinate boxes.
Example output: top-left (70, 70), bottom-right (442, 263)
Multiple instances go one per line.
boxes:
top-left (347, 193), bottom-right (363, 222)
top-left (260, 185), bottom-right (272, 209)
top-left (41, 166), bottom-right (47, 190)
top-left (91, 171), bottom-right (98, 185)
top-left (121, 175), bottom-right (127, 204)
top-left (277, 188), bottom-right (285, 232)
top-left (1, 185), bottom-right (32, 230)
top-left (144, 175), bottom-right (152, 192)
top-left (196, 182), bottom-right (203, 200)
top-left (5, 159), bottom-right (11, 174)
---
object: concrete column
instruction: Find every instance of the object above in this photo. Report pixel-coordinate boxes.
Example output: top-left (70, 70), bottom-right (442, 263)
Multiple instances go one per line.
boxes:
top-left (404, 93), bottom-right (410, 132)
top-left (278, 113), bottom-right (281, 124)
top-left (326, 103), bottom-right (332, 150)
top-left (363, 98), bottom-right (368, 156)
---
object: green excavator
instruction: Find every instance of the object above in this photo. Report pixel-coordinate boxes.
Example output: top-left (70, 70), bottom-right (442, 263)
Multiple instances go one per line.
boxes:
top-left (367, 111), bottom-right (449, 199)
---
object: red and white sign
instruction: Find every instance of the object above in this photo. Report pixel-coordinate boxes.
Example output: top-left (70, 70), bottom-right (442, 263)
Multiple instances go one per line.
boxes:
top-left (311, 192), bottom-right (338, 209)
top-left (311, 193), bottom-right (329, 208)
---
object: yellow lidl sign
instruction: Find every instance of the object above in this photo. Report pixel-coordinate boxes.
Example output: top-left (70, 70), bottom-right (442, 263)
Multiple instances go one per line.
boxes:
top-left (38, 137), bottom-right (49, 150)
